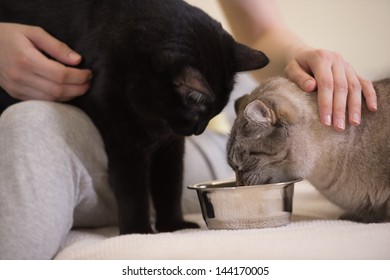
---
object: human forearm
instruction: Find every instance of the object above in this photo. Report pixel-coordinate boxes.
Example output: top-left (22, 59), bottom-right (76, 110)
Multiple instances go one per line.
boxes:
top-left (218, 0), bottom-right (305, 80)
top-left (241, 27), bottom-right (308, 82)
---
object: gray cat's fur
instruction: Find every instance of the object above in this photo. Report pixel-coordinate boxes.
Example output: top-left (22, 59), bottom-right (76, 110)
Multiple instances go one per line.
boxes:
top-left (227, 77), bottom-right (390, 223)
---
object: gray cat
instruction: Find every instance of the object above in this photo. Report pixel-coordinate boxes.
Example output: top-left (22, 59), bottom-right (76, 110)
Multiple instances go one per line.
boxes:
top-left (227, 77), bottom-right (390, 223)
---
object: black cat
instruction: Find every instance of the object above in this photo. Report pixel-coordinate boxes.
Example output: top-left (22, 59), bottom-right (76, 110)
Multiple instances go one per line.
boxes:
top-left (0, 0), bottom-right (268, 234)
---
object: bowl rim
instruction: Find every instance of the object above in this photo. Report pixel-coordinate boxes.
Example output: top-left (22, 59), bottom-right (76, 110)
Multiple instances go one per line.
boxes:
top-left (187, 178), bottom-right (302, 191)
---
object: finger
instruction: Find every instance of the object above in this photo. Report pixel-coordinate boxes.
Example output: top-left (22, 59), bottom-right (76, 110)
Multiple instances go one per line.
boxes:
top-left (27, 47), bottom-right (92, 85)
top-left (317, 78), bottom-right (334, 127)
top-left (285, 60), bottom-right (317, 92)
top-left (25, 26), bottom-right (82, 66)
top-left (8, 84), bottom-right (59, 101)
top-left (9, 70), bottom-right (90, 101)
top-left (331, 61), bottom-right (349, 131)
top-left (292, 50), bottom-right (335, 126)
top-left (359, 76), bottom-right (377, 112)
top-left (309, 62), bottom-right (334, 127)
top-left (13, 82), bottom-right (90, 101)
top-left (345, 67), bottom-right (362, 126)
top-left (56, 86), bottom-right (90, 101)
top-left (26, 73), bottom-right (91, 100)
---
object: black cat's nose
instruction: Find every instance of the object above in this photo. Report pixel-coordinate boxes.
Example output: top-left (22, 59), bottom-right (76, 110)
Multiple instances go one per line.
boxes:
top-left (172, 121), bottom-right (208, 136)
top-left (193, 120), bottom-right (208, 135)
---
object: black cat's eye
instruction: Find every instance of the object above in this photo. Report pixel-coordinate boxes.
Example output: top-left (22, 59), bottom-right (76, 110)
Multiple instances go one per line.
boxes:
top-left (188, 90), bottom-right (206, 103)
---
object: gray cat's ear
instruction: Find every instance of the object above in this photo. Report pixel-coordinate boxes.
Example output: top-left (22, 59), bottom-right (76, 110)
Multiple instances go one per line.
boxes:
top-left (234, 94), bottom-right (249, 115)
top-left (244, 100), bottom-right (276, 126)
top-left (234, 42), bottom-right (269, 72)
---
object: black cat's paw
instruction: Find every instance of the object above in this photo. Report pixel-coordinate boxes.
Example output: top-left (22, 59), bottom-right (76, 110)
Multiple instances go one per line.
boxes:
top-left (156, 220), bottom-right (199, 233)
top-left (119, 223), bottom-right (155, 235)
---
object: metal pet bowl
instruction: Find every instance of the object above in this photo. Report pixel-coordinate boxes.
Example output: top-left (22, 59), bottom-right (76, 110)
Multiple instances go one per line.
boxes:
top-left (188, 178), bottom-right (301, 230)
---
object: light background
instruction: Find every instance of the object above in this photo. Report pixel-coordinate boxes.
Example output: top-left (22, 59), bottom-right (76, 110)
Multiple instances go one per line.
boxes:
top-left (185, 0), bottom-right (390, 81)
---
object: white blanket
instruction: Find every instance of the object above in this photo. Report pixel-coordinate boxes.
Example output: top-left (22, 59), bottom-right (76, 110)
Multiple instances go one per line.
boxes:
top-left (55, 181), bottom-right (390, 259)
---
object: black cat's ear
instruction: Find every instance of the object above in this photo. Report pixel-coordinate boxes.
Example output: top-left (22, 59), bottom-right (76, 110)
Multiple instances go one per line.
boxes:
top-left (234, 94), bottom-right (249, 115)
top-left (234, 42), bottom-right (269, 72)
top-left (244, 100), bottom-right (276, 126)
top-left (173, 67), bottom-right (213, 99)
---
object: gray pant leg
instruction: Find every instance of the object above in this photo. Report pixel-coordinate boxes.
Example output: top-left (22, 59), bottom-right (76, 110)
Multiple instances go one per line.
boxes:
top-left (0, 101), bottom-right (116, 259)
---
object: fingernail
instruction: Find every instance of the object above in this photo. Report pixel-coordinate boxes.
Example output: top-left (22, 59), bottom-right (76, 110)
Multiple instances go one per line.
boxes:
top-left (68, 51), bottom-right (81, 61)
top-left (304, 79), bottom-right (314, 92)
top-left (324, 115), bottom-right (332, 126)
top-left (336, 118), bottom-right (345, 130)
top-left (351, 113), bottom-right (360, 125)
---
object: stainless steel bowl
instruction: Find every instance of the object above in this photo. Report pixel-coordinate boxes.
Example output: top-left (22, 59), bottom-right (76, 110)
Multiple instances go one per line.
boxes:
top-left (188, 178), bottom-right (301, 230)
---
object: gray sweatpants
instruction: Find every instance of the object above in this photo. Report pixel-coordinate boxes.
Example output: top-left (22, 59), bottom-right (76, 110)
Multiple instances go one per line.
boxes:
top-left (0, 101), bottom-right (232, 259)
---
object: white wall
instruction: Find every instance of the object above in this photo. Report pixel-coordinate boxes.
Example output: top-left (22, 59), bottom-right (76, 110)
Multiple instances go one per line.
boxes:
top-left (185, 0), bottom-right (390, 80)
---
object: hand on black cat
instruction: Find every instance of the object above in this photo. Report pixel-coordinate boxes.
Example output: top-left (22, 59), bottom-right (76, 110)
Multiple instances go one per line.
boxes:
top-left (285, 48), bottom-right (377, 131)
top-left (0, 23), bottom-right (92, 102)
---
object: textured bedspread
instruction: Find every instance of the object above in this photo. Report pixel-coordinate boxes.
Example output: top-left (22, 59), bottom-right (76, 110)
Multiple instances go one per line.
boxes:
top-left (55, 181), bottom-right (390, 260)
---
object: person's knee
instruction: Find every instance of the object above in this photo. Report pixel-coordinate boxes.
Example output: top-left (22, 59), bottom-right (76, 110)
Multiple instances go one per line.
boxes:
top-left (0, 101), bottom-right (101, 145)
top-left (1, 101), bottom-right (59, 130)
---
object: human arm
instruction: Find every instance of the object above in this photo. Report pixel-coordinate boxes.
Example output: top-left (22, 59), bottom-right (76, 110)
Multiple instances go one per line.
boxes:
top-left (0, 23), bottom-right (92, 102)
top-left (219, 0), bottom-right (377, 130)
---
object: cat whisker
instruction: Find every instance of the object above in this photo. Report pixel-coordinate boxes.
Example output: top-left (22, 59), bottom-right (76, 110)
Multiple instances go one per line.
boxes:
top-left (258, 158), bottom-right (281, 171)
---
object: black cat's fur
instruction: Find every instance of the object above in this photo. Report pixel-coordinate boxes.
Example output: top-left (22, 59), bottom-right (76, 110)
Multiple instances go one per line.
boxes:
top-left (0, 0), bottom-right (268, 234)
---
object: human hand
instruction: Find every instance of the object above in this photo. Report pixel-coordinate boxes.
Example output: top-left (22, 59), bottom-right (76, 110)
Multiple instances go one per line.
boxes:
top-left (0, 23), bottom-right (92, 102)
top-left (284, 48), bottom-right (377, 131)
